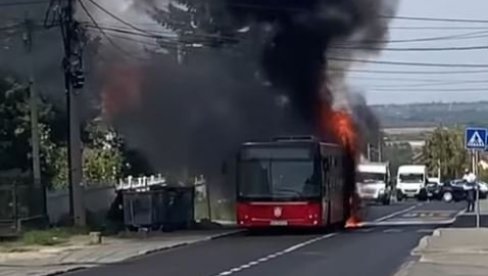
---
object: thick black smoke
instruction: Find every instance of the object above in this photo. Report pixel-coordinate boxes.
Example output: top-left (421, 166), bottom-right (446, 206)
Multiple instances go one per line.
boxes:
top-left (83, 0), bottom-right (397, 198)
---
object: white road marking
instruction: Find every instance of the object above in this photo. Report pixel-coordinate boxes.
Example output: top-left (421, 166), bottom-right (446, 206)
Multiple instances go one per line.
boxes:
top-left (383, 228), bottom-right (404, 233)
top-left (416, 229), bottom-right (434, 233)
top-left (361, 219), bottom-right (455, 227)
top-left (357, 228), bottom-right (374, 233)
top-left (372, 203), bottom-right (422, 223)
top-left (393, 260), bottom-right (416, 276)
top-left (213, 233), bottom-right (337, 276)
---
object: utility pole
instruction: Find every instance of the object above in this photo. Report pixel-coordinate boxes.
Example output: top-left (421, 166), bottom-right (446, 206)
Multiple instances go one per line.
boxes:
top-left (378, 135), bottom-right (383, 162)
top-left (23, 15), bottom-right (42, 194)
top-left (62, 0), bottom-right (85, 227)
top-left (367, 144), bottom-right (371, 161)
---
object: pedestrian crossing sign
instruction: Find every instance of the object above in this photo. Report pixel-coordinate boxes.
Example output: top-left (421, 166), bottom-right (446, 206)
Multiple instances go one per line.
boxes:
top-left (465, 127), bottom-right (487, 150)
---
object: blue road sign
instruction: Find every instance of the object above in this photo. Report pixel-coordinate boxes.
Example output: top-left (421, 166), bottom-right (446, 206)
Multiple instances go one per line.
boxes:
top-left (465, 127), bottom-right (488, 150)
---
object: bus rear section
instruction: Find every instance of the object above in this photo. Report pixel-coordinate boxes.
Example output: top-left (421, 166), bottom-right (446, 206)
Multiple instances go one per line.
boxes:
top-left (235, 137), bottom-right (350, 229)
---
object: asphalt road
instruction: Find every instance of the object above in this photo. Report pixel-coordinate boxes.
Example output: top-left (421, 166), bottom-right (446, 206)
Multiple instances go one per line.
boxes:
top-left (66, 200), bottom-right (466, 276)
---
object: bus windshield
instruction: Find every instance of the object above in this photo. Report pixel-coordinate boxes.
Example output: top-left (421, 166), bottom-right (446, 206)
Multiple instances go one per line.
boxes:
top-left (238, 160), bottom-right (319, 200)
top-left (358, 172), bottom-right (385, 184)
top-left (399, 173), bottom-right (424, 183)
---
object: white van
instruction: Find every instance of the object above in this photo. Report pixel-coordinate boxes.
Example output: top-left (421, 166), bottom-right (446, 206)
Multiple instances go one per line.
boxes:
top-left (356, 162), bottom-right (391, 205)
top-left (396, 165), bottom-right (427, 201)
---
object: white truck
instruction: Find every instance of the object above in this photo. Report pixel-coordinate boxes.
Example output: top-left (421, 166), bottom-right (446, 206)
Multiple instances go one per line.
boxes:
top-left (396, 165), bottom-right (427, 201)
top-left (356, 162), bottom-right (392, 205)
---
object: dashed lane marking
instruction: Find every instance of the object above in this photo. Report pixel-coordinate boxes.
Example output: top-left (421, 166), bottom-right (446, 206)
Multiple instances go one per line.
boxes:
top-left (371, 203), bottom-right (423, 223)
top-left (357, 228), bottom-right (374, 233)
top-left (213, 233), bottom-right (337, 276)
top-left (416, 229), bottom-right (434, 233)
top-left (383, 228), bottom-right (404, 233)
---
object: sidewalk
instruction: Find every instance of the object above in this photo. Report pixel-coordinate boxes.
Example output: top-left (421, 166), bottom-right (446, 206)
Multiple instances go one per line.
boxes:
top-left (0, 229), bottom-right (241, 276)
top-left (452, 199), bottom-right (488, 227)
top-left (394, 228), bottom-right (488, 276)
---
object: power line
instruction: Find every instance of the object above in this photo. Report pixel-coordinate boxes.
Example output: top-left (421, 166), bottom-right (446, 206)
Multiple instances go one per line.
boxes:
top-left (83, 0), bottom-right (155, 36)
top-left (369, 87), bottom-right (488, 92)
top-left (331, 68), bottom-right (488, 75)
top-left (359, 80), bottom-right (488, 89)
top-left (78, 0), bottom-right (147, 60)
top-left (0, 0), bottom-right (49, 7)
top-left (0, 22), bottom-right (22, 31)
top-left (346, 76), bottom-right (488, 83)
top-left (333, 45), bottom-right (488, 52)
top-left (85, 22), bottom-right (488, 53)
top-left (329, 57), bottom-right (488, 68)
top-left (382, 15), bottom-right (488, 24)
top-left (337, 30), bottom-right (488, 45)
top-left (390, 26), bottom-right (488, 30)
top-left (90, 22), bottom-right (488, 49)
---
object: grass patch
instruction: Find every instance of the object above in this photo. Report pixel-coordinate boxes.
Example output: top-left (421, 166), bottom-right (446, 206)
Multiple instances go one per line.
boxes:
top-left (21, 227), bottom-right (87, 246)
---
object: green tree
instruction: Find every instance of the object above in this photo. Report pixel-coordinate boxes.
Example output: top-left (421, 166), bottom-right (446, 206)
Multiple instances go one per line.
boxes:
top-left (422, 127), bottom-right (468, 180)
top-left (49, 119), bottom-right (126, 190)
top-left (383, 142), bottom-right (414, 177)
top-left (0, 75), bottom-right (56, 179)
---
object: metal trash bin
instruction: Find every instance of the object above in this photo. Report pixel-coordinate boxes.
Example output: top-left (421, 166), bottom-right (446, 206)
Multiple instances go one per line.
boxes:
top-left (162, 187), bottom-right (195, 231)
top-left (122, 190), bottom-right (166, 230)
top-left (122, 186), bottom-right (195, 231)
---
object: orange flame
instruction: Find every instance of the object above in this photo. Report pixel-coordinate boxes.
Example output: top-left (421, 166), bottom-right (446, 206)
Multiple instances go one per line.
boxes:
top-left (319, 104), bottom-right (362, 228)
top-left (102, 64), bottom-right (142, 121)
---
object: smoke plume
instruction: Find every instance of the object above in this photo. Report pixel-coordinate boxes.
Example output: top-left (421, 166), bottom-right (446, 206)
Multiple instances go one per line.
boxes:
top-left (79, 0), bottom-right (398, 196)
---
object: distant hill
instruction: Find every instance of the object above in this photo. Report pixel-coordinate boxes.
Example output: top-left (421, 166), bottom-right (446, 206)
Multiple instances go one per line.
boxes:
top-left (372, 101), bottom-right (488, 128)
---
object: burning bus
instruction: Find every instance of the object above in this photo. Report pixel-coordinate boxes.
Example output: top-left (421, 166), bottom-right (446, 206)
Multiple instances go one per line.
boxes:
top-left (234, 136), bottom-right (356, 229)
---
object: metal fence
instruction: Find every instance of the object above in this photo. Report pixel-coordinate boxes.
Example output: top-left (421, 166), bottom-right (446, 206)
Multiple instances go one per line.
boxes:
top-left (0, 176), bottom-right (46, 236)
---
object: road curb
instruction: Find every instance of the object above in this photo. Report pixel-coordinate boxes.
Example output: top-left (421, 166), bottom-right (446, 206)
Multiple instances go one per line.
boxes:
top-left (140, 229), bottom-right (244, 256)
top-left (41, 229), bottom-right (244, 276)
top-left (392, 260), bottom-right (416, 276)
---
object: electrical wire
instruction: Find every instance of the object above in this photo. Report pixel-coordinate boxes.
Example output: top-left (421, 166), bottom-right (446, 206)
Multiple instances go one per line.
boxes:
top-left (78, 0), bottom-right (147, 60)
top-left (329, 57), bottom-right (488, 68)
top-left (381, 15), bottom-right (488, 24)
top-left (357, 80), bottom-right (488, 89)
top-left (83, 0), bottom-right (156, 36)
top-left (330, 68), bottom-right (488, 75)
top-left (0, 0), bottom-right (49, 7)
top-left (84, 22), bottom-right (488, 53)
top-left (346, 76), bottom-right (488, 83)
top-left (389, 26), bottom-right (488, 30)
top-left (368, 87), bottom-right (488, 92)
top-left (332, 45), bottom-right (488, 52)
top-left (336, 30), bottom-right (488, 45)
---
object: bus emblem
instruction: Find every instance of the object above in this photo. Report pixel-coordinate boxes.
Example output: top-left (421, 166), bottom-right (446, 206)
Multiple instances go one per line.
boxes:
top-left (273, 207), bottom-right (283, 218)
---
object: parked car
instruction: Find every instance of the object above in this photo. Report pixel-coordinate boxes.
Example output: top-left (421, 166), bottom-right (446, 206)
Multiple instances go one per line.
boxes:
top-left (417, 181), bottom-right (443, 201)
top-left (478, 181), bottom-right (488, 199)
top-left (436, 179), bottom-right (487, 202)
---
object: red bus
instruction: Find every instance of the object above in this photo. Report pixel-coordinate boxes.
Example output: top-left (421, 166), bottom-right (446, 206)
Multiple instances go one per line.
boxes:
top-left (236, 136), bottom-right (354, 229)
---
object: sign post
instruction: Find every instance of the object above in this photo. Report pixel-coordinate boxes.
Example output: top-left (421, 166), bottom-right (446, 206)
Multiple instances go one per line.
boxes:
top-left (476, 151), bottom-right (480, 228)
top-left (465, 127), bottom-right (487, 228)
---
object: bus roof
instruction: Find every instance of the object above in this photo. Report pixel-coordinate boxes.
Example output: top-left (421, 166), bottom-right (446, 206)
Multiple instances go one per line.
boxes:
top-left (242, 140), bottom-right (341, 148)
top-left (242, 136), bottom-right (340, 148)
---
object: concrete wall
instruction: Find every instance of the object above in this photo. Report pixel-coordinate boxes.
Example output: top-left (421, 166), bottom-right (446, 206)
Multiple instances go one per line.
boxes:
top-left (46, 186), bottom-right (116, 225)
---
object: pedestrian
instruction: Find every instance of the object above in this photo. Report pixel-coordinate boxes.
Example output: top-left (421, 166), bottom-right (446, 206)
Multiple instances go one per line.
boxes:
top-left (463, 169), bottom-right (477, 212)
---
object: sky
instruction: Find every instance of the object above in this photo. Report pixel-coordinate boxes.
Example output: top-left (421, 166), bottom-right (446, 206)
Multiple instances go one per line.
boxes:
top-left (350, 0), bottom-right (488, 105)
top-left (2, 0), bottom-right (488, 106)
